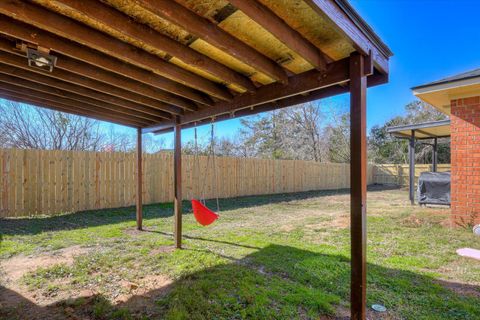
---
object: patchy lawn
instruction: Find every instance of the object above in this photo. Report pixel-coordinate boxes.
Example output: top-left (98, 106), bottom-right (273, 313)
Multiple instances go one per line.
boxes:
top-left (0, 186), bottom-right (479, 319)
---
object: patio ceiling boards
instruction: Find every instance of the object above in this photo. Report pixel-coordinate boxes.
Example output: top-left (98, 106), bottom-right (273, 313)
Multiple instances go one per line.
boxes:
top-left (0, 0), bottom-right (391, 131)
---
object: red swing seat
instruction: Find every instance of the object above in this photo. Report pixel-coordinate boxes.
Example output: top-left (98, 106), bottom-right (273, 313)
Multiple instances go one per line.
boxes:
top-left (191, 199), bottom-right (219, 226)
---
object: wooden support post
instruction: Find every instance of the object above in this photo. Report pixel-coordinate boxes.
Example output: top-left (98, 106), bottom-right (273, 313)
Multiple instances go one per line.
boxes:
top-left (409, 131), bottom-right (416, 205)
top-left (349, 52), bottom-right (367, 320)
top-left (432, 137), bottom-right (438, 172)
top-left (174, 116), bottom-right (182, 249)
top-left (136, 128), bottom-right (143, 230)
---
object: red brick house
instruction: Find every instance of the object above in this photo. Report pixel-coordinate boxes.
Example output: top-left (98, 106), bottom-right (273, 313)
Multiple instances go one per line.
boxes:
top-left (413, 69), bottom-right (480, 226)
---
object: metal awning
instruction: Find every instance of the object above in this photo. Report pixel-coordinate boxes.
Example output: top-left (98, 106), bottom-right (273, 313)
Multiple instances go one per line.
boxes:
top-left (387, 119), bottom-right (451, 139)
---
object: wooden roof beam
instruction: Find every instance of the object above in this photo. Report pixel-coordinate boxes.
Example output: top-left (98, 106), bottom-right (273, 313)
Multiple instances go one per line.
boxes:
top-left (0, 15), bottom-right (213, 107)
top-left (0, 1), bottom-right (233, 101)
top-left (150, 71), bottom-right (387, 134)
top-left (0, 70), bottom-right (171, 122)
top-left (0, 46), bottom-right (184, 116)
top-left (144, 57), bottom-right (349, 132)
top-left (0, 82), bottom-right (153, 126)
top-left (183, 57), bottom-right (350, 124)
top-left (152, 85), bottom-right (348, 134)
top-left (49, 0), bottom-right (256, 93)
top-left (136, 0), bottom-right (288, 84)
top-left (0, 91), bottom-right (147, 128)
top-left (229, 0), bottom-right (330, 70)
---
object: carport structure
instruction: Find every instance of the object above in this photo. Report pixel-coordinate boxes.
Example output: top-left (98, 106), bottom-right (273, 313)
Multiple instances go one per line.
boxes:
top-left (0, 0), bottom-right (391, 318)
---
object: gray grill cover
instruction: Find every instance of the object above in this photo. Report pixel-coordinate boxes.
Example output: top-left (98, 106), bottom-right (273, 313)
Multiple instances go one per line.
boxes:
top-left (417, 171), bottom-right (450, 205)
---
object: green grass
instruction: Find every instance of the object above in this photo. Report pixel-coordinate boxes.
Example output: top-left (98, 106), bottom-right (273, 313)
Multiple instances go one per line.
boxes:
top-left (1, 187), bottom-right (479, 319)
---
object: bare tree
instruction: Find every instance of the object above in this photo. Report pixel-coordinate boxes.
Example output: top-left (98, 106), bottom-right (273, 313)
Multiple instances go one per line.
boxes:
top-left (325, 110), bottom-right (350, 163)
top-left (284, 102), bottom-right (326, 162)
top-left (0, 101), bottom-right (104, 151)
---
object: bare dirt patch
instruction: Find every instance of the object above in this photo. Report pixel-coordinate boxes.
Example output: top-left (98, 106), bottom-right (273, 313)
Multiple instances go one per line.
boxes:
top-left (115, 274), bottom-right (172, 304)
top-left (0, 273), bottom-right (173, 320)
top-left (1, 248), bottom-right (173, 320)
top-left (149, 245), bottom-right (175, 255)
top-left (0, 245), bottom-right (95, 317)
top-left (276, 209), bottom-right (349, 232)
top-left (0, 245), bottom-right (92, 283)
top-left (438, 279), bottom-right (480, 299)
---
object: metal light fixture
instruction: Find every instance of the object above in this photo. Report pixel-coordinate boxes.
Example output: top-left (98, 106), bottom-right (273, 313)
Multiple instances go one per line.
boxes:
top-left (26, 47), bottom-right (57, 72)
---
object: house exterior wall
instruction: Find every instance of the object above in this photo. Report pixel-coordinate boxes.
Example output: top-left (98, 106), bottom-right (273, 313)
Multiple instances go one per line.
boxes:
top-left (450, 96), bottom-right (480, 226)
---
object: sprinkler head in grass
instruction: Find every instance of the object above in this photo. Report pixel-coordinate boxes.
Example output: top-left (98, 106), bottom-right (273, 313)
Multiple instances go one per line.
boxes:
top-left (372, 304), bottom-right (387, 312)
top-left (474, 224), bottom-right (480, 236)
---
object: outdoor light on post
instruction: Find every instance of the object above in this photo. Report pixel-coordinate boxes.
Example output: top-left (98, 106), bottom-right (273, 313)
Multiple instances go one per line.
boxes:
top-left (26, 47), bottom-right (57, 72)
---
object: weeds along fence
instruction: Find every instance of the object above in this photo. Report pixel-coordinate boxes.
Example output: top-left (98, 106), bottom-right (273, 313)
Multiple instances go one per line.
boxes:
top-left (0, 148), bottom-right (376, 217)
top-left (372, 164), bottom-right (451, 186)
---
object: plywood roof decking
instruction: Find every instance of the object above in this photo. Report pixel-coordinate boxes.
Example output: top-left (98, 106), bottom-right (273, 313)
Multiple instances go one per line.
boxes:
top-left (0, 0), bottom-right (391, 129)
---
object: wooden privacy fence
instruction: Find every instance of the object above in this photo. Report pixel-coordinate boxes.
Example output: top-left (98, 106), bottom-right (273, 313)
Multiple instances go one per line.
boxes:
top-left (372, 164), bottom-right (451, 186)
top-left (0, 148), bottom-right (375, 218)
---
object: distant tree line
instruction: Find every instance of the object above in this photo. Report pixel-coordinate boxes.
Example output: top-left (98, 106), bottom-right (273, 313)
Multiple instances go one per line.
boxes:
top-left (183, 101), bottom-right (351, 163)
top-left (0, 101), bottom-right (164, 153)
top-left (368, 100), bottom-right (449, 164)
top-left (0, 99), bottom-right (450, 164)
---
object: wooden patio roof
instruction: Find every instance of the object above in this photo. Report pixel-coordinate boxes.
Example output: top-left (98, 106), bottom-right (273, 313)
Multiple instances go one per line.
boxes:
top-left (0, 0), bottom-right (391, 131)
top-left (0, 2), bottom-right (392, 319)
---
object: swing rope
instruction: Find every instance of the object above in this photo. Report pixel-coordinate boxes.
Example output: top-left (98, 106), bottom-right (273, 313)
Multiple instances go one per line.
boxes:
top-left (191, 121), bottom-right (220, 226)
top-left (210, 122), bottom-right (220, 213)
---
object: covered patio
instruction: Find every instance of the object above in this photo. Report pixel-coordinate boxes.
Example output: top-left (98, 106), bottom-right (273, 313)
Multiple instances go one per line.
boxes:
top-left (0, 1), bottom-right (391, 318)
top-left (387, 120), bottom-right (451, 204)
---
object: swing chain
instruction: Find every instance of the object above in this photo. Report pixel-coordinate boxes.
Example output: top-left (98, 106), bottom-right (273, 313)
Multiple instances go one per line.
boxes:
top-left (194, 120), bottom-right (220, 213)
top-left (210, 122), bottom-right (220, 213)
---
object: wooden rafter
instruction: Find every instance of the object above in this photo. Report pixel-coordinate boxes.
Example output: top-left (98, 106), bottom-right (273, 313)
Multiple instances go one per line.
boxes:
top-left (0, 1), bottom-right (233, 101)
top-left (135, 0), bottom-right (288, 84)
top-left (49, 0), bottom-right (256, 93)
top-left (181, 57), bottom-right (350, 124)
top-left (0, 70), bottom-right (171, 121)
top-left (0, 47), bottom-right (183, 116)
top-left (51, 53), bottom-right (196, 112)
top-left (152, 85), bottom-right (349, 134)
top-left (229, 0), bottom-right (330, 70)
top-left (0, 15), bottom-right (213, 107)
top-left (143, 58), bottom-right (351, 132)
top-left (150, 72), bottom-right (387, 134)
top-left (0, 90), bottom-right (146, 127)
top-left (0, 81), bottom-right (155, 125)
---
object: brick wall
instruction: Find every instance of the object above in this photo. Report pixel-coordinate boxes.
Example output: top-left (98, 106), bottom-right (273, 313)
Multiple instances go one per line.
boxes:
top-left (450, 96), bottom-right (480, 226)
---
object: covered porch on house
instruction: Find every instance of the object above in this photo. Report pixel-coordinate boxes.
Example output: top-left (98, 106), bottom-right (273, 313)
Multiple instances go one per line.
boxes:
top-left (387, 120), bottom-right (451, 205)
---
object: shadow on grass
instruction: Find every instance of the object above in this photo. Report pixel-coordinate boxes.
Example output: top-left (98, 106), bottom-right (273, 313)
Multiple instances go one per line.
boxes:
top-left (0, 185), bottom-right (399, 236)
top-left (1, 243), bottom-right (478, 320)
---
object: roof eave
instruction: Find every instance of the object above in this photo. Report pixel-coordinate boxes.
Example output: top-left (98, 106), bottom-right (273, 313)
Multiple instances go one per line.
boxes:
top-left (334, 0), bottom-right (393, 58)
